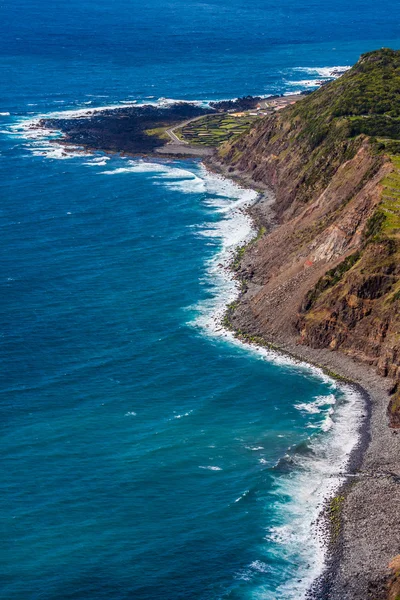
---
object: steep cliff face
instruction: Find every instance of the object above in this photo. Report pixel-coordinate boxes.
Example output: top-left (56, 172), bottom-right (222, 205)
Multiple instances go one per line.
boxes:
top-left (216, 49), bottom-right (400, 424)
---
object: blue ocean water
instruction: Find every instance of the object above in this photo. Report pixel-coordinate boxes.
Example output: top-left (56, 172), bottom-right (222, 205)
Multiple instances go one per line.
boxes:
top-left (1, 1), bottom-right (399, 598)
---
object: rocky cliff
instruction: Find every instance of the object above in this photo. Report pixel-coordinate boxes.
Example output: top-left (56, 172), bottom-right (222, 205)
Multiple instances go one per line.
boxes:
top-left (215, 49), bottom-right (400, 424)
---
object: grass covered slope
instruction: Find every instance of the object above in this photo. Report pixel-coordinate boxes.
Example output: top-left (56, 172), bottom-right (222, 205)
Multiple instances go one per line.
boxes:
top-left (215, 49), bottom-right (400, 423)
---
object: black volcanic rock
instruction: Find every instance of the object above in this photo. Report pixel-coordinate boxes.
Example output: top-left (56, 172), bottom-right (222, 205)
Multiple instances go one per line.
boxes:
top-left (41, 103), bottom-right (214, 154)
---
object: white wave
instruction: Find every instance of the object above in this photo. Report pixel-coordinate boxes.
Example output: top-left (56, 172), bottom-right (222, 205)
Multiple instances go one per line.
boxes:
top-left (165, 162), bottom-right (364, 599)
top-left (5, 118), bottom-right (91, 161)
top-left (184, 169), bottom-right (258, 339)
top-left (293, 65), bottom-right (351, 77)
top-left (295, 393), bottom-right (336, 414)
top-left (152, 97), bottom-right (209, 108)
top-left (85, 160), bottom-right (108, 166)
top-left (171, 410), bottom-right (193, 420)
top-left (162, 176), bottom-right (206, 194)
top-left (124, 411), bottom-right (137, 417)
top-left (321, 408), bottom-right (335, 432)
top-left (100, 161), bottom-right (171, 176)
top-left (199, 465), bottom-right (222, 471)
top-left (100, 163), bottom-right (204, 188)
top-left (84, 156), bottom-right (110, 167)
top-left (250, 560), bottom-right (270, 573)
top-left (100, 162), bottom-right (253, 214)
top-left (100, 161), bottom-right (208, 193)
top-left (30, 145), bottom-right (84, 160)
top-left (30, 101), bottom-right (139, 120)
top-left (235, 490), bottom-right (250, 502)
top-left (283, 90), bottom-right (304, 96)
top-left (287, 79), bottom-right (327, 88)
top-left (100, 166), bottom-right (135, 175)
top-left (0, 112), bottom-right (10, 116)
top-left (284, 65), bottom-right (351, 93)
top-left (259, 386), bottom-right (363, 600)
top-left (17, 97), bottom-right (205, 124)
top-left (153, 167), bottom-right (196, 179)
top-left (88, 156), bottom-right (110, 163)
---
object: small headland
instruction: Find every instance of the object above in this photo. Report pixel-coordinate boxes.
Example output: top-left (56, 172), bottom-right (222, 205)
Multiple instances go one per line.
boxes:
top-left (32, 94), bottom-right (305, 159)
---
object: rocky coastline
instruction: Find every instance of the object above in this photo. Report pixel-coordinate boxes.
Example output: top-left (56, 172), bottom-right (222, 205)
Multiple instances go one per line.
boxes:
top-left (207, 158), bottom-right (400, 599)
top-left (33, 48), bottom-right (400, 597)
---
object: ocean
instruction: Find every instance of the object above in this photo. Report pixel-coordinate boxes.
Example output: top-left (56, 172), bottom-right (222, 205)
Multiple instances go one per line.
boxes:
top-left (1, 1), bottom-right (399, 598)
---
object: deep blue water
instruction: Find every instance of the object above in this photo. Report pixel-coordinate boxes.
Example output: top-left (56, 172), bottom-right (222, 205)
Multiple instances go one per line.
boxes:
top-left (1, 2), bottom-right (399, 599)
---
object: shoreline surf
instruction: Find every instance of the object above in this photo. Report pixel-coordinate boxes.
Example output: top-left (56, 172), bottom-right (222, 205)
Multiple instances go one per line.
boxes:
top-left (3, 83), bottom-right (390, 598)
top-left (204, 157), bottom-right (396, 599)
top-left (196, 162), bottom-right (372, 598)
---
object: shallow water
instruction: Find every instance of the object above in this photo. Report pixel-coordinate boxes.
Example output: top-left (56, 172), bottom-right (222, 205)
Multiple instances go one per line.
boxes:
top-left (1, 1), bottom-right (399, 598)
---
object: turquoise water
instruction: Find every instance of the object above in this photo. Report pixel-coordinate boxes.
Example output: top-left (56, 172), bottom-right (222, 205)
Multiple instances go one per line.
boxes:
top-left (1, 1), bottom-right (398, 598)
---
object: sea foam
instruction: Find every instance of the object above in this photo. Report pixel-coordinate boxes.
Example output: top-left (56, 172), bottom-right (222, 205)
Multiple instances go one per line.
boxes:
top-left (173, 162), bottom-right (364, 599)
top-left (9, 140), bottom-right (364, 599)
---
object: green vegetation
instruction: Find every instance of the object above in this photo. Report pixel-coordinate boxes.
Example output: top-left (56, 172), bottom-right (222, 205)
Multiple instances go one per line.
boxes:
top-left (329, 495), bottom-right (345, 541)
top-left (363, 210), bottom-right (387, 240)
top-left (290, 49), bottom-right (400, 167)
top-left (177, 113), bottom-right (258, 147)
top-left (349, 116), bottom-right (400, 140)
top-left (232, 226), bottom-right (266, 271)
top-left (254, 226), bottom-right (266, 241)
top-left (144, 126), bottom-right (171, 140)
top-left (232, 244), bottom-right (247, 271)
top-left (330, 49), bottom-right (400, 118)
top-left (372, 138), bottom-right (400, 155)
top-left (291, 49), bottom-right (400, 127)
top-left (303, 252), bottom-right (361, 311)
top-left (380, 156), bottom-right (400, 236)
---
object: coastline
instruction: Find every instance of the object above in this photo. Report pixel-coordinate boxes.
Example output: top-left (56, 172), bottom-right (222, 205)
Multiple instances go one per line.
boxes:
top-left (14, 99), bottom-right (400, 597)
top-left (206, 157), bottom-right (400, 599)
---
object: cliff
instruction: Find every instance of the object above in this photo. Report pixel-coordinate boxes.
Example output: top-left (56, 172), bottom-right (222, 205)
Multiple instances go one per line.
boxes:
top-left (215, 49), bottom-right (400, 424)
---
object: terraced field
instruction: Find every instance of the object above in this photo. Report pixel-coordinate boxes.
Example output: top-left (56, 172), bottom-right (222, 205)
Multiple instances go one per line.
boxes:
top-left (177, 113), bottom-right (258, 147)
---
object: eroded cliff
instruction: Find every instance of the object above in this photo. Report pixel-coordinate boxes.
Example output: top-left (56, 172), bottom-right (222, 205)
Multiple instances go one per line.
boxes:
top-left (215, 48), bottom-right (400, 425)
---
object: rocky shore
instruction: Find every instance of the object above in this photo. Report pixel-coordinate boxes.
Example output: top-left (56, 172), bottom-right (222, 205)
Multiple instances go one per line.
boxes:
top-left (207, 157), bottom-right (400, 599)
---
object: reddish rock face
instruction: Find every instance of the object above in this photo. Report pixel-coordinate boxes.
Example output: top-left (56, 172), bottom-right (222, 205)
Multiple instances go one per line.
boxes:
top-left (214, 58), bottom-right (400, 425)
